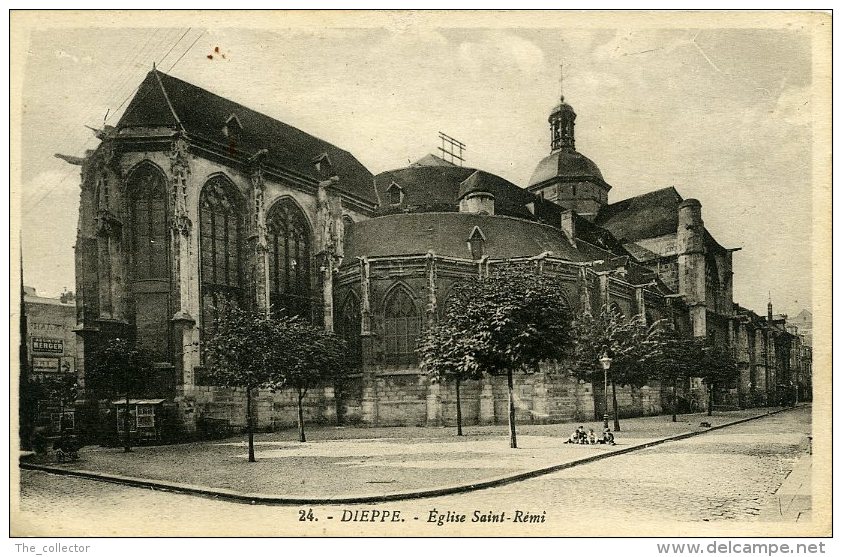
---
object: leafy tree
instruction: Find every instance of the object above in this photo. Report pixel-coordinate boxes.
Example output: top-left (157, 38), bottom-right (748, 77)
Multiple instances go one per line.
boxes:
top-left (642, 323), bottom-right (697, 422)
top-left (571, 305), bottom-right (654, 430)
top-left (85, 338), bottom-right (155, 452)
top-left (203, 302), bottom-right (276, 462)
top-left (21, 373), bottom-right (78, 441)
top-left (440, 266), bottom-right (574, 448)
top-left (272, 318), bottom-right (345, 442)
top-left (418, 321), bottom-right (484, 436)
top-left (39, 374), bottom-right (79, 431)
top-left (696, 342), bottom-right (739, 416)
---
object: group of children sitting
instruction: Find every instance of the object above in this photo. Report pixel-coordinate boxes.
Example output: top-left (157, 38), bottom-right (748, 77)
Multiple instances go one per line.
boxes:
top-left (564, 425), bottom-right (616, 446)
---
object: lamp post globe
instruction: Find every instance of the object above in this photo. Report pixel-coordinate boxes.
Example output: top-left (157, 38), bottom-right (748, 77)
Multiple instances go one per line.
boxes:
top-left (599, 351), bottom-right (613, 430)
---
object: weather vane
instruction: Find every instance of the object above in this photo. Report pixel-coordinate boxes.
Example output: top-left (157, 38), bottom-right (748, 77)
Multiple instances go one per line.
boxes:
top-left (559, 62), bottom-right (565, 101)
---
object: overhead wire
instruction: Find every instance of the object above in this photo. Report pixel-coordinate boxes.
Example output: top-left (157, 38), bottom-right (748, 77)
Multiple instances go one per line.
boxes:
top-left (167, 29), bottom-right (205, 72)
top-left (24, 27), bottom-right (196, 215)
top-left (108, 28), bottom-right (192, 120)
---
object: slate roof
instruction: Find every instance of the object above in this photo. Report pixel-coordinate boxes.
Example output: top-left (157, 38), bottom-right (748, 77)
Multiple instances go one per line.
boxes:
top-left (458, 170), bottom-right (495, 199)
top-left (372, 158), bottom-right (632, 260)
top-left (116, 70), bottom-right (377, 205)
top-left (24, 294), bottom-right (74, 307)
top-left (374, 162), bottom-right (547, 221)
top-left (622, 242), bottom-right (661, 263)
top-left (528, 148), bottom-right (607, 188)
top-left (410, 153), bottom-right (457, 167)
top-left (343, 212), bottom-right (590, 262)
top-left (375, 164), bottom-right (475, 211)
top-left (594, 187), bottom-right (684, 243)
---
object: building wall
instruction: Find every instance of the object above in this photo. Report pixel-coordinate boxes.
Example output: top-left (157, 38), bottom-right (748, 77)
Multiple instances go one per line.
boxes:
top-left (185, 366), bottom-right (667, 431)
top-left (26, 297), bottom-right (78, 378)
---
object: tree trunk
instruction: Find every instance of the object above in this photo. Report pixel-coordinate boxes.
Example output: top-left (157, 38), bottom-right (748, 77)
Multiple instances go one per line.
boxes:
top-left (246, 386), bottom-right (255, 462)
top-left (297, 390), bottom-right (306, 443)
top-left (507, 369), bottom-right (517, 449)
top-left (671, 377), bottom-right (677, 422)
top-left (455, 377), bottom-right (463, 437)
top-left (612, 380), bottom-right (620, 432)
top-left (124, 391), bottom-right (132, 453)
top-left (708, 382), bottom-right (714, 416)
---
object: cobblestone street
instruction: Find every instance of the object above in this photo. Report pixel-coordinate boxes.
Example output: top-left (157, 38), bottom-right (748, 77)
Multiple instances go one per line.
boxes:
top-left (15, 406), bottom-right (812, 536)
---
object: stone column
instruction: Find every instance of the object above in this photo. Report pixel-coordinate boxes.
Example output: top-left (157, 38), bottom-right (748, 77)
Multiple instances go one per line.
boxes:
top-left (361, 374), bottom-right (379, 425)
top-left (426, 382), bottom-right (442, 426)
top-left (579, 266), bottom-right (592, 314)
top-left (479, 376), bottom-right (495, 424)
top-left (425, 252), bottom-right (438, 325)
top-left (249, 165), bottom-right (270, 316)
top-left (359, 257), bottom-right (372, 336)
top-left (532, 371), bottom-right (549, 424)
top-left (316, 177), bottom-right (343, 332)
top-left (167, 138), bottom-right (196, 386)
top-left (358, 257), bottom-right (378, 424)
top-left (599, 273), bottom-right (610, 308)
top-left (677, 199), bottom-right (707, 338)
top-left (635, 286), bottom-right (646, 321)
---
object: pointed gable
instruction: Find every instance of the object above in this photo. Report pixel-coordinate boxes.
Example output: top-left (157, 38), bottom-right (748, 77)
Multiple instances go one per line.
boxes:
top-left (116, 71), bottom-right (181, 129)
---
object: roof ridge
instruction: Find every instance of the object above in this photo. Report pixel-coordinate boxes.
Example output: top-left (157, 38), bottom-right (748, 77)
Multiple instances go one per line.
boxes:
top-left (601, 185), bottom-right (682, 211)
top-left (154, 70), bottom-right (358, 157)
top-left (376, 164), bottom-right (478, 177)
top-left (152, 69), bottom-right (184, 131)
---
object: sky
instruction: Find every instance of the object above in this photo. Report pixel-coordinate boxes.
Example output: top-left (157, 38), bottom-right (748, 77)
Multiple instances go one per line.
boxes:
top-left (14, 15), bottom-right (819, 318)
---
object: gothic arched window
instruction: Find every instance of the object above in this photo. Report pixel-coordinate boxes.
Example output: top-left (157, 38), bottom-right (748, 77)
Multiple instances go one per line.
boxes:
top-left (266, 198), bottom-right (312, 319)
top-left (337, 292), bottom-right (362, 368)
top-left (383, 286), bottom-right (420, 366)
top-left (129, 165), bottom-right (168, 281)
top-left (199, 176), bottom-right (245, 333)
top-left (127, 163), bottom-right (170, 359)
top-left (706, 255), bottom-right (722, 313)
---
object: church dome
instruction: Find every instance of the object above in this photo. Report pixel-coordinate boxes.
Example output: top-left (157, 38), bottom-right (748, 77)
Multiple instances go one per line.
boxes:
top-left (528, 149), bottom-right (605, 188)
top-left (550, 101), bottom-right (576, 119)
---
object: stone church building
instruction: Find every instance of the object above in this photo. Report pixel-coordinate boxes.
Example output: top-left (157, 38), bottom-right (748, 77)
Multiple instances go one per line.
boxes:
top-left (68, 69), bottom-right (806, 435)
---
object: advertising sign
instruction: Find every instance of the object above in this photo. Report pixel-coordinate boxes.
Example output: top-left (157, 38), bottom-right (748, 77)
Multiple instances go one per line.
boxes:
top-left (32, 337), bottom-right (64, 354)
top-left (32, 357), bottom-right (60, 373)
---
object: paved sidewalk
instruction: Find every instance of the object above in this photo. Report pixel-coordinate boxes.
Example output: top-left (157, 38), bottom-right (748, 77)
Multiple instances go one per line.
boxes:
top-left (758, 451), bottom-right (812, 522)
top-left (21, 406), bottom-right (795, 504)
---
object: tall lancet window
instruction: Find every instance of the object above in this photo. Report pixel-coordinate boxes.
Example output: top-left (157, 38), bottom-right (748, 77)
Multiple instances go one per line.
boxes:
top-left (267, 198), bottom-right (312, 320)
top-left (199, 176), bottom-right (245, 336)
top-left (337, 292), bottom-right (362, 368)
top-left (383, 286), bottom-right (421, 366)
top-left (128, 163), bottom-right (170, 359)
top-left (130, 167), bottom-right (168, 281)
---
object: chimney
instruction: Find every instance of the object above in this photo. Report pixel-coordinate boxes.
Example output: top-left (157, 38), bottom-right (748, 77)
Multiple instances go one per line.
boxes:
top-left (561, 209), bottom-right (576, 246)
top-left (768, 295), bottom-right (774, 324)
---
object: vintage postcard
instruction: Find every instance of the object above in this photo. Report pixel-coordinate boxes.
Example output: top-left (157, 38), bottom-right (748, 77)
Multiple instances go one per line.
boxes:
top-left (9, 10), bottom-right (832, 538)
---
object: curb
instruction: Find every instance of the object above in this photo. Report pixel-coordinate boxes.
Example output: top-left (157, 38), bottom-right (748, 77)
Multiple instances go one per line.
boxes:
top-left (21, 406), bottom-right (799, 506)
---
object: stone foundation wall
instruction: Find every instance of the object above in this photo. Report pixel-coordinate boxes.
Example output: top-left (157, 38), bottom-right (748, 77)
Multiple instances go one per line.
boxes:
top-left (177, 384), bottom-right (338, 434)
top-left (371, 372), bottom-right (429, 426)
top-left (612, 383), bottom-right (663, 418)
top-left (174, 366), bottom-right (669, 436)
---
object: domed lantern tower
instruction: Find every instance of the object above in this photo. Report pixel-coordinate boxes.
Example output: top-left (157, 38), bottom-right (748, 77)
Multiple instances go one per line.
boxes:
top-left (527, 93), bottom-right (611, 222)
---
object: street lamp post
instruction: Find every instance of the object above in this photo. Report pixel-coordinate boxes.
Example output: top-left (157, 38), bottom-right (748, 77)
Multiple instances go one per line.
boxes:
top-left (599, 350), bottom-right (613, 430)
